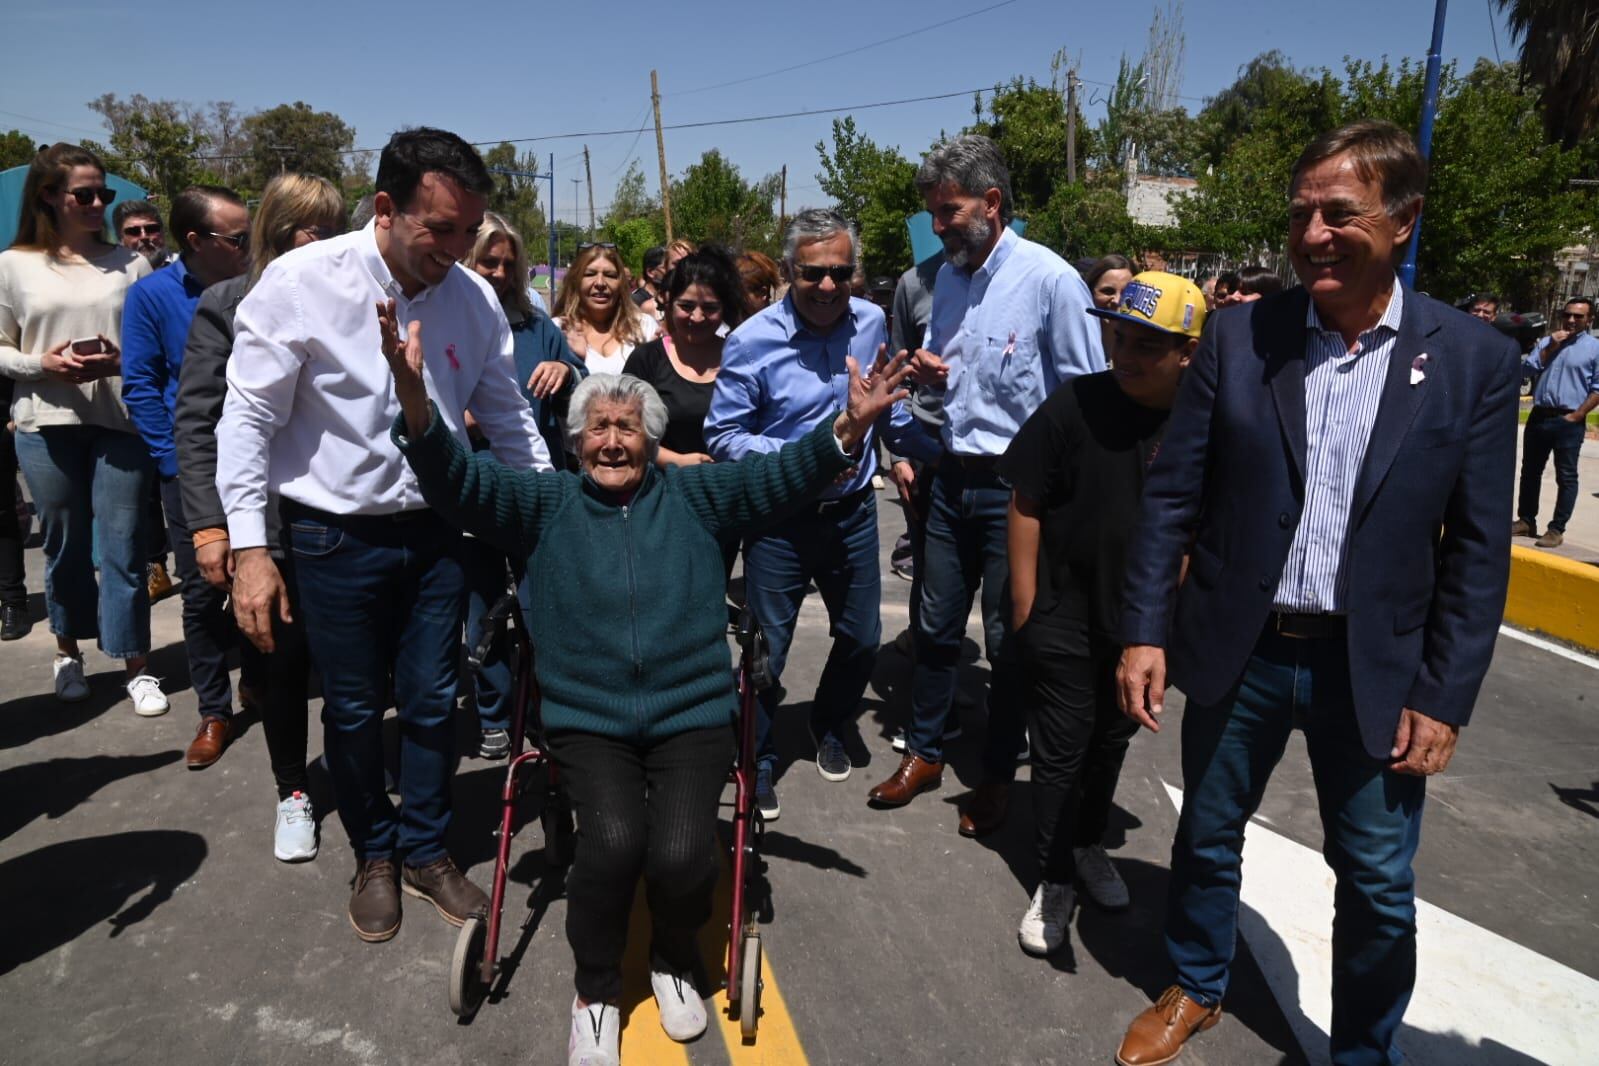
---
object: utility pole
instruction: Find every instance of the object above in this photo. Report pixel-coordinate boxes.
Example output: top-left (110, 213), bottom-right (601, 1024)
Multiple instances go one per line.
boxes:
top-left (570, 178), bottom-right (582, 245)
top-left (1065, 69), bottom-right (1079, 185)
top-left (651, 69), bottom-right (674, 242)
top-left (779, 165), bottom-right (787, 237)
top-left (583, 145), bottom-right (596, 233)
top-left (1400, 0), bottom-right (1448, 288)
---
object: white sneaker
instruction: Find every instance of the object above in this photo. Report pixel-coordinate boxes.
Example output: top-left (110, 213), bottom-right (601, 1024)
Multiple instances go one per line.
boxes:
top-left (53, 654), bottom-right (90, 703)
top-left (1074, 844), bottom-right (1131, 910)
top-left (274, 791), bottom-right (318, 862)
top-left (568, 997), bottom-right (620, 1066)
top-left (1018, 881), bottom-right (1074, 956)
top-left (126, 672), bottom-right (169, 717)
top-left (650, 961), bottom-right (707, 1042)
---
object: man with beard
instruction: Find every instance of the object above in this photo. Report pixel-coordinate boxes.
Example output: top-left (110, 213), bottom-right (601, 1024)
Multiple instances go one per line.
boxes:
top-left (868, 135), bottom-right (1104, 827)
top-left (113, 199), bottom-right (172, 269)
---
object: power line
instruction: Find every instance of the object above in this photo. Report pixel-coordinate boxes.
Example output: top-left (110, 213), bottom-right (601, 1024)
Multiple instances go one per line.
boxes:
top-left (0, 108), bottom-right (103, 138)
top-left (669, 0), bottom-right (1022, 98)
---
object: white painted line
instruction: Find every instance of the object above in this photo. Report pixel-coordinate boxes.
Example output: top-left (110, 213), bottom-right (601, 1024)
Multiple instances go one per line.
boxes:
top-left (1162, 783), bottom-right (1599, 1066)
top-left (1497, 624), bottom-right (1599, 672)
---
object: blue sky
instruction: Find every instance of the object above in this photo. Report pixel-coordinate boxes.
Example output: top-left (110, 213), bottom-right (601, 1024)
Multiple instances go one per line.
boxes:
top-left (1, 0), bottom-right (1515, 218)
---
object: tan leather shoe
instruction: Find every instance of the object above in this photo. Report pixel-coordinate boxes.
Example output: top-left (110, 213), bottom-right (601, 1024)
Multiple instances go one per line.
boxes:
top-left (185, 716), bottom-right (233, 769)
top-left (1115, 985), bottom-right (1222, 1066)
top-left (401, 856), bottom-right (488, 926)
top-left (1535, 528), bottom-right (1564, 548)
top-left (147, 561), bottom-right (177, 603)
top-left (958, 780), bottom-right (1011, 837)
top-left (867, 753), bottom-right (943, 807)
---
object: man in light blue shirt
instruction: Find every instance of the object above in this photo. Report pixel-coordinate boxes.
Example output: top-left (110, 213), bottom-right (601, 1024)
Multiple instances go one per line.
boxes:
top-left (1514, 297), bottom-right (1598, 548)
top-left (706, 208), bottom-right (938, 819)
top-left (868, 135), bottom-right (1104, 827)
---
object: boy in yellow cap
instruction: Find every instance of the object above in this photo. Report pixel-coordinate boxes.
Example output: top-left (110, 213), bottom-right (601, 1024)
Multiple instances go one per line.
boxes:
top-left (997, 270), bottom-right (1205, 956)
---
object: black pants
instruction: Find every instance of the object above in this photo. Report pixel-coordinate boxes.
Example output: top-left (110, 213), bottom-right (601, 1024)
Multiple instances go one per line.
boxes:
top-left (159, 477), bottom-right (238, 719)
top-left (549, 725), bottom-right (734, 1003)
top-left (1021, 625), bottom-right (1139, 884)
top-left (0, 420), bottom-right (25, 610)
top-left (247, 595), bottom-right (311, 799)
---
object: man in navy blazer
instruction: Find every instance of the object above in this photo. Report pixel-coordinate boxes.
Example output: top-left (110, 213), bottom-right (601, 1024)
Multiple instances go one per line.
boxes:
top-left (1112, 121), bottom-right (1519, 1066)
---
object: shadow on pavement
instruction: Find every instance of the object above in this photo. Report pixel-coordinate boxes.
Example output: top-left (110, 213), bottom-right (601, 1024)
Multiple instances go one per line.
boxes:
top-left (1549, 779), bottom-right (1599, 819)
top-left (0, 749), bottom-right (183, 841)
top-left (0, 829), bottom-right (207, 975)
top-left (0, 639), bottom-right (192, 751)
top-left (1395, 1027), bottom-right (1551, 1065)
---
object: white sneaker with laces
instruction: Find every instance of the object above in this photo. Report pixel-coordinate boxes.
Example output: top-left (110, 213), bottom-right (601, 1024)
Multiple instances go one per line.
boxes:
top-left (1018, 881), bottom-right (1074, 956)
top-left (274, 791), bottom-right (318, 862)
top-left (126, 672), bottom-right (169, 717)
top-left (1074, 844), bottom-right (1131, 910)
top-left (53, 654), bottom-right (89, 703)
top-left (568, 997), bottom-right (620, 1066)
top-left (650, 961), bottom-right (708, 1041)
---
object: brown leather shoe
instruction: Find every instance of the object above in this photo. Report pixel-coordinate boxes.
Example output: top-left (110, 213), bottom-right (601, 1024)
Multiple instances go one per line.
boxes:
top-left (1510, 518), bottom-right (1537, 538)
top-left (401, 856), bottom-right (488, 927)
top-left (867, 753), bottom-right (943, 807)
top-left (185, 716), bottom-right (232, 769)
top-left (349, 858), bottom-right (401, 942)
top-left (1536, 528), bottom-right (1564, 548)
top-left (958, 780), bottom-right (1010, 838)
top-left (1115, 985), bottom-right (1222, 1066)
top-left (147, 560), bottom-right (177, 603)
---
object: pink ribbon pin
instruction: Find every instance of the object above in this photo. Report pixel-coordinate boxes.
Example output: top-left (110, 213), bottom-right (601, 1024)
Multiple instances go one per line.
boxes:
top-left (444, 343), bottom-right (460, 370)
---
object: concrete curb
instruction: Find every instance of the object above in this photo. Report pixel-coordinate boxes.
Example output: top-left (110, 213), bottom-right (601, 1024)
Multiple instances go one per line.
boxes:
top-left (1504, 545), bottom-right (1599, 653)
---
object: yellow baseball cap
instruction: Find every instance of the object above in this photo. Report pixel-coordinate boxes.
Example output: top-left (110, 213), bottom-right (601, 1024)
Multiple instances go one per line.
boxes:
top-left (1087, 270), bottom-right (1207, 339)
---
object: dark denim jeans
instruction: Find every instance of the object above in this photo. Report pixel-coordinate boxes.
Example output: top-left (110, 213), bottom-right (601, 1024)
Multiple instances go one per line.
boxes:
top-left (14, 425), bottom-right (152, 657)
top-left (742, 490), bottom-right (881, 769)
top-left (906, 461), bottom-right (1024, 773)
top-left (1517, 409), bottom-right (1586, 533)
top-left (286, 504), bottom-right (466, 866)
top-left (158, 477), bottom-right (238, 719)
top-left (1167, 627), bottom-right (1424, 1066)
top-left (464, 545), bottom-right (514, 733)
top-left (0, 420), bottom-right (25, 610)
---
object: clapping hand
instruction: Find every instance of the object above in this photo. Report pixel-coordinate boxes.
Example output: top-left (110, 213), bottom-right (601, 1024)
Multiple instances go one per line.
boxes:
top-left (833, 343), bottom-right (912, 453)
top-left (376, 299), bottom-right (429, 437)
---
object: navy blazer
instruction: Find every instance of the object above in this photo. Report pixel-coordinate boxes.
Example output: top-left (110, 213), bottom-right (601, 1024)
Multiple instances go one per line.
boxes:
top-left (1120, 285), bottom-right (1520, 759)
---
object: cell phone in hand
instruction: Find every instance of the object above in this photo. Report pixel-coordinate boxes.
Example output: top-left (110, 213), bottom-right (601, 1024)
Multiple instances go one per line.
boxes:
top-left (69, 337), bottom-right (108, 356)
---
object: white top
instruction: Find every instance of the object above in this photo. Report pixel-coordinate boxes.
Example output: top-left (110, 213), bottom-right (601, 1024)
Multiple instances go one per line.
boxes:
top-left (0, 244), bottom-right (151, 432)
top-left (552, 313), bottom-right (658, 376)
top-left (217, 223), bottom-right (552, 550)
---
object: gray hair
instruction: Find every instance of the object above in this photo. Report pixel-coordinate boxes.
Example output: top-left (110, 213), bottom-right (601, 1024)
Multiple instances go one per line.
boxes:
top-left (564, 373), bottom-right (668, 462)
top-left (782, 207), bottom-right (859, 264)
top-left (915, 134), bottom-right (1014, 224)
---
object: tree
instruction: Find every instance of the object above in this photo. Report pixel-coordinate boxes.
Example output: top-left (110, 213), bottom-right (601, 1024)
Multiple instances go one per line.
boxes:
top-left (1494, 0), bottom-right (1599, 149)
top-left (814, 118), bottom-right (921, 276)
top-left (87, 93), bottom-right (213, 203)
top-left (240, 102), bottom-right (352, 189)
top-left (669, 150), bottom-right (779, 254)
top-left (964, 79), bottom-right (1071, 214)
top-left (0, 130), bottom-right (38, 170)
top-left (481, 142), bottom-right (549, 264)
top-left (1029, 181), bottom-right (1154, 263)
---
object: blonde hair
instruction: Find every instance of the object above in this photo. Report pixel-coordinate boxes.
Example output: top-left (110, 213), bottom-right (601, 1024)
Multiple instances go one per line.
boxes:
top-left (250, 173), bottom-right (345, 283)
top-left (554, 245), bottom-right (649, 344)
top-left (11, 143), bottom-right (112, 253)
top-left (666, 238), bottom-right (696, 261)
top-left (465, 211), bottom-right (531, 318)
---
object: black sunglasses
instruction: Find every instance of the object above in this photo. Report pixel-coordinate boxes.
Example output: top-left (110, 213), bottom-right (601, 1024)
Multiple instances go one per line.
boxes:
top-left (67, 186), bottom-right (116, 206)
top-left (794, 264), bottom-right (855, 285)
top-left (207, 230), bottom-right (249, 249)
top-left (122, 223), bottom-right (162, 237)
top-left (577, 242), bottom-right (618, 252)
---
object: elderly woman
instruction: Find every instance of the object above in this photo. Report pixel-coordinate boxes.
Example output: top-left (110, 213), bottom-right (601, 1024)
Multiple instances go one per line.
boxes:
top-left (384, 312), bottom-right (910, 1064)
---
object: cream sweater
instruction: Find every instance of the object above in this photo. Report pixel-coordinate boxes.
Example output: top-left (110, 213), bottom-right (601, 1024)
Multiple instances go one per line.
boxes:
top-left (0, 244), bottom-right (151, 432)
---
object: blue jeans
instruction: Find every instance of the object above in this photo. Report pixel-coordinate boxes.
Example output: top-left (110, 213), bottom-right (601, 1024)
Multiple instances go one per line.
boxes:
top-left (1167, 627), bottom-right (1424, 1066)
top-left (907, 461), bottom-right (1024, 773)
top-left (13, 426), bottom-right (152, 658)
top-left (286, 504), bottom-right (467, 866)
top-left (742, 491), bottom-right (881, 769)
top-left (464, 544), bottom-right (514, 733)
top-left (1517, 409), bottom-right (1585, 532)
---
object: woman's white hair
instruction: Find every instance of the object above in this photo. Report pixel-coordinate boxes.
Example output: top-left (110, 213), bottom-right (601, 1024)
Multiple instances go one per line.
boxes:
top-left (565, 373), bottom-right (669, 463)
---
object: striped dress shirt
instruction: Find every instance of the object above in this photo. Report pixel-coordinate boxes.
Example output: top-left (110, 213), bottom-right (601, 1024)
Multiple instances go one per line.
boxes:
top-left (1272, 283), bottom-right (1404, 613)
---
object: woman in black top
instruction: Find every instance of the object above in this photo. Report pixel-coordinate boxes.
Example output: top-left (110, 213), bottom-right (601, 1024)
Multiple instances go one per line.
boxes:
top-left (622, 245), bottom-right (747, 466)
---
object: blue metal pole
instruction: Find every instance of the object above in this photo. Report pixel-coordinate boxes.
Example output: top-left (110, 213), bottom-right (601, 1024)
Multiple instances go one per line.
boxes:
top-left (548, 153), bottom-right (557, 275)
top-left (1400, 0), bottom-right (1448, 288)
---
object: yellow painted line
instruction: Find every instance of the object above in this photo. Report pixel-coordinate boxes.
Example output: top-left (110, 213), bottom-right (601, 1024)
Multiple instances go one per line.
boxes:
top-left (1504, 545), bottom-right (1599, 653)
top-left (620, 882), bottom-right (693, 1066)
top-left (699, 857), bottom-right (809, 1066)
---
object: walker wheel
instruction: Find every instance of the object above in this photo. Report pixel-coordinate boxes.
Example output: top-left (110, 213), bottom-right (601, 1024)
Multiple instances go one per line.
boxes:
top-left (449, 915), bottom-right (489, 1017)
top-left (738, 933), bottom-right (762, 1039)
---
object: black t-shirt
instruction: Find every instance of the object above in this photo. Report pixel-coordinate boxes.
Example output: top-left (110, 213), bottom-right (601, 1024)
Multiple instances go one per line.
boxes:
top-left (622, 338), bottom-right (716, 457)
top-left (997, 371), bottom-right (1170, 643)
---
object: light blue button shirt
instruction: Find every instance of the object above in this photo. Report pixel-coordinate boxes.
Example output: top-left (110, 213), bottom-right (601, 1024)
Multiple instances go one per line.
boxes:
top-left (705, 294), bottom-right (940, 498)
top-left (1526, 332), bottom-right (1599, 411)
top-left (924, 228), bottom-right (1106, 456)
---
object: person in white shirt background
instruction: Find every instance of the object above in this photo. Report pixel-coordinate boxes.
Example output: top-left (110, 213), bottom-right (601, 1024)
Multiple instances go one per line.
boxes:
top-left (216, 127), bottom-right (551, 945)
top-left (550, 242), bottom-right (659, 375)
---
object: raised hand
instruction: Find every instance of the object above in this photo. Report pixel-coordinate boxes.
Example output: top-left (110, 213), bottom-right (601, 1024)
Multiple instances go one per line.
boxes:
top-left (376, 299), bottom-right (429, 436)
top-left (909, 347), bottom-right (948, 387)
top-left (833, 343), bottom-right (912, 453)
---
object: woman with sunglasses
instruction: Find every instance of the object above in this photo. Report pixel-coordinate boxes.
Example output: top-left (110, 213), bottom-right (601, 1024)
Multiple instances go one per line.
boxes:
top-left (552, 243), bottom-right (658, 376)
top-left (173, 172), bottom-right (345, 862)
top-left (0, 143), bottom-right (167, 710)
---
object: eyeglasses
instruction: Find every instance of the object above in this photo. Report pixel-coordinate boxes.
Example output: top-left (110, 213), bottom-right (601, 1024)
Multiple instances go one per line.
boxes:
top-left (122, 223), bottom-right (162, 237)
top-left (207, 231), bottom-right (250, 249)
top-left (67, 186), bottom-right (117, 206)
top-left (577, 242), bottom-right (618, 253)
top-left (793, 264), bottom-right (855, 285)
top-left (297, 225), bottom-right (336, 241)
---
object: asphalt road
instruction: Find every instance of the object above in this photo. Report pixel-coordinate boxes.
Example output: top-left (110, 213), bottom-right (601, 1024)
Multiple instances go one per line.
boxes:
top-left (1, 489), bottom-right (1595, 1066)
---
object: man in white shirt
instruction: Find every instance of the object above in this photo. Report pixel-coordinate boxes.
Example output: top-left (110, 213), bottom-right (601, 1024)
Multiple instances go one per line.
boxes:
top-left (217, 127), bottom-right (551, 944)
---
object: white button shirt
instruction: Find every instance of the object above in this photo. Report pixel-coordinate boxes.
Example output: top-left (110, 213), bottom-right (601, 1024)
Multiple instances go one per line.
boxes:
top-left (217, 222), bottom-right (551, 549)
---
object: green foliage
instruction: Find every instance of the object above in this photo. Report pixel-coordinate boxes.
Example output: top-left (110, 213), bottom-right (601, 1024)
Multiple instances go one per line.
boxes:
top-left (482, 142), bottom-right (550, 264)
top-left (669, 150), bottom-right (779, 255)
top-left (965, 79), bottom-right (1071, 214)
top-left (1029, 181), bottom-right (1154, 263)
top-left (87, 94), bottom-right (215, 203)
top-left (240, 102), bottom-right (353, 190)
top-left (814, 117), bottom-right (921, 276)
top-left (598, 160), bottom-right (666, 271)
top-left (0, 130), bottom-right (38, 170)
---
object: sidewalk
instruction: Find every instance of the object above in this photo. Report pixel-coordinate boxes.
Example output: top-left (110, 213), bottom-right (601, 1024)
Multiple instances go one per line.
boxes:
top-left (1513, 436), bottom-right (1599, 564)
